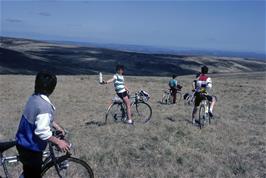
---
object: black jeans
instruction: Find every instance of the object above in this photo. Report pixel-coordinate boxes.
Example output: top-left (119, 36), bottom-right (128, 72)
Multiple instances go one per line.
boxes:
top-left (16, 145), bottom-right (43, 178)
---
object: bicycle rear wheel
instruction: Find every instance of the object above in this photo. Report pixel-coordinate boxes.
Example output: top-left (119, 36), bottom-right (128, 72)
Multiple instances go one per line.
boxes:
top-left (176, 92), bottom-right (182, 103)
top-left (105, 103), bottom-right (126, 124)
top-left (132, 102), bottom-right (152, 123)
top-left (41, 157), bottom-right (94, 178)
top-left (198, 104), bottom-right (206, 129)
top-left (161, 93), bottom-right (169, 104)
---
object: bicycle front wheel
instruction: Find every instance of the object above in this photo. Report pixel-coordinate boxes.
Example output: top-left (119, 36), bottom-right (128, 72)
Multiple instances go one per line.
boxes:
top-left (41, 157), bottom-right (94, 178)
top-left (198, 104), bottom-right (206, 129)
top-left (132, 102), bottom-right (152, 123)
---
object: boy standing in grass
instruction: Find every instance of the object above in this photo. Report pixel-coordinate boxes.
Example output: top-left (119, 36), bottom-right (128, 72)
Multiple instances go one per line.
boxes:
top-left (16, 71), bottom-right (70, 178)
top-left (169, 75), bottom-right (179, 104)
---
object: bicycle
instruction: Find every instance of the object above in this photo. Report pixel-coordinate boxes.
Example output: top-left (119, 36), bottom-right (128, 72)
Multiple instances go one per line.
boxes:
top-left (183, 92), bottom-right (195, 106)
top-left (0, 131), bottom-right (94, 178)
top-left (105, 90), bottom-right (152, 124)
top-left (161, 89), bottom-right (182, 105)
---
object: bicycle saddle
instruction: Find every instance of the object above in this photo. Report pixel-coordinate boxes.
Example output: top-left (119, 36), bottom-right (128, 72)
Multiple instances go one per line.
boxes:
top-left (0, 140), bottom-right (16, 153)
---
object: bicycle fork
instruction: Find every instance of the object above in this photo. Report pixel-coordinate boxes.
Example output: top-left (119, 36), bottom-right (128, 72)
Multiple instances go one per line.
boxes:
top-left (49, 145), bottom-right (63, 178)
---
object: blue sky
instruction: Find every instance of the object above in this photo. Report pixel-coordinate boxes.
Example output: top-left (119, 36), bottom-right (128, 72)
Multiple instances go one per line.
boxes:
top-left (1, 0), bottom-right (265, 54)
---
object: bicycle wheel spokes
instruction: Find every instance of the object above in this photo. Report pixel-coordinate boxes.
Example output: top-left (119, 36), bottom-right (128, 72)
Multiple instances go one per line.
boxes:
top-left (42, 157), bottom-right (94, 178)
top-left (161, 94), bottom-right (167, 104)
top-left (132, 102), bottom-right (152, 123)
top-left (176, 92), bottom-right (182, 103)
top-left (105, 104), bottom-right (126, 124)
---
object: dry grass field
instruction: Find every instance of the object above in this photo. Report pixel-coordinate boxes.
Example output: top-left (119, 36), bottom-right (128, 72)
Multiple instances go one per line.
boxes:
top-left (0, 72), bottom-right (265, 178)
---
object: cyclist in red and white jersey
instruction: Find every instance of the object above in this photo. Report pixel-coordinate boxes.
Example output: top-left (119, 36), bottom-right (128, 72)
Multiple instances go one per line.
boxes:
top-left (192, 66), bottom-right (216, 124)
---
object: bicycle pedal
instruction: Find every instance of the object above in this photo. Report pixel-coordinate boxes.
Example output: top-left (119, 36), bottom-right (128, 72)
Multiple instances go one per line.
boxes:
top-left (121, 117), bottom-right (128, 122)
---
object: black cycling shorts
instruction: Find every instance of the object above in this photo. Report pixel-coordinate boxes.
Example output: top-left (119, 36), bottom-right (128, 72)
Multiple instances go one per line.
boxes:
top-left (194, 92), bottom-right (213, 107)
top-left (117, 91), bottom-right (129, 99)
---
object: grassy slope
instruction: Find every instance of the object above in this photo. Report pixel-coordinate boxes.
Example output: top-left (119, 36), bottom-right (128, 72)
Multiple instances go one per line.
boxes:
top-left (0, 72), bottom-right (265, 178)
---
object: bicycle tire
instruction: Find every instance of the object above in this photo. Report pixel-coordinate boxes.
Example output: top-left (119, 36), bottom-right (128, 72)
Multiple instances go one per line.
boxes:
top-left (176, 92), bottom-right (182, 103)
top-left (198, 104), bottom-right (205, 129)
top-left (161, 93), bottom-right (169, 104)
top-left (207, 103), bottom-right (211, 125)
top-left (132, 102), bottom-right (152, 123)
top-left (105, 103), bottom-right (126, 124)
top-left (208, 104), bottom-right (211, 125)
top-left (41, 157), bottom-right (94, 178)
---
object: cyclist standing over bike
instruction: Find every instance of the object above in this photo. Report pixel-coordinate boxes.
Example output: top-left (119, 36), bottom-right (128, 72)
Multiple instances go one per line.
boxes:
top-left (169, 75), bottom-right (180, 104)
top-left (192, 66), bottom-right (216, 124)
top-left (15, 71), bottom-right (70, 178)
top-left (102, 65), bottom-right (133, 124)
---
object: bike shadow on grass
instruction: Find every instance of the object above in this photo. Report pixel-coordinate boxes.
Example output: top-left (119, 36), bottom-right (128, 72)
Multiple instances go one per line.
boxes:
top-left (165, 116), bottom-right (177, 122)
top-left (85, 120), bottom-right (106, 127)
top-left (157, 100), bottom-right (176, 105)
top-left (164, 116), bottom-right (199, 126)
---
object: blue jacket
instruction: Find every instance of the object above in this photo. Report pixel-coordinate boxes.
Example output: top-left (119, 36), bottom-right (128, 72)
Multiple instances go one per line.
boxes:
top-left (16, 94), bottom-right (55, 152)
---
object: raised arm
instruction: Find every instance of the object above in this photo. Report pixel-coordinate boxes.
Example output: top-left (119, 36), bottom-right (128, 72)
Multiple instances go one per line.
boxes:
top-left (103, 76), bottom-right (115, 84)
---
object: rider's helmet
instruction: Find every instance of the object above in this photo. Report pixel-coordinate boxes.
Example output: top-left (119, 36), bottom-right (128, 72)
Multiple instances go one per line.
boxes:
top-left (201, 66), bottom-right (208, 74)
top-left (35, 71), bottom-right (57, 96)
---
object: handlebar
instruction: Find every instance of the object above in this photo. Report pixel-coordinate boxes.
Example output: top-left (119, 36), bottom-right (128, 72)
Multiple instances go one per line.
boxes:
top-left (52, 130), bottom-right (66, 139)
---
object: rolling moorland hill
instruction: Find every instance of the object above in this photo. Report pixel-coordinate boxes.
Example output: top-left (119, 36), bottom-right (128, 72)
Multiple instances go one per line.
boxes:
top-left (0, 72), bottom-right (265, 177)
top-left (1, 36), bottom-right (266, 76)
top-left (0, 37), bottom-right (265, 177)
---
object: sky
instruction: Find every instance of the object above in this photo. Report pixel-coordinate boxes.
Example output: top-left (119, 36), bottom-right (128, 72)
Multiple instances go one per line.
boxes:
top-left (1, 0), bottom-right (265, 54)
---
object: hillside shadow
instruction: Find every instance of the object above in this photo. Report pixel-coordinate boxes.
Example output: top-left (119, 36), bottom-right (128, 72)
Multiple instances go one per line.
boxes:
top-left (0, 45), bottom-right (197, 76)
top-left (1, 37), bottom-right (266, 76)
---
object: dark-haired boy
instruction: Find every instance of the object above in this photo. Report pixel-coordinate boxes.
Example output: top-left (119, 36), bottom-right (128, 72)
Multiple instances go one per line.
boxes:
top-left (16, 71), bottom-right (70, 178)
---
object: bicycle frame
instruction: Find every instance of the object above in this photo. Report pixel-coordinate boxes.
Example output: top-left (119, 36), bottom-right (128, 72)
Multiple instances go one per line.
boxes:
top-left (0, 151), bottom-right (19, 178)
top-left (0, 147), bottom-right (63, 178)
top-left (0, 142), bottom-right (71, 178)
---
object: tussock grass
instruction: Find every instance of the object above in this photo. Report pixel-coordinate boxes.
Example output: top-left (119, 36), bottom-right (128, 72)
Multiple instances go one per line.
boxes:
top-left (0, 72), bottom-right (265, 177)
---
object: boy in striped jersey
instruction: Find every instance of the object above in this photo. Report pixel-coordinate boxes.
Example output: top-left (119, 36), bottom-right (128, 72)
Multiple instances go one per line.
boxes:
top-left (192, 66), bottom-right (216, 124)
top-left (102, 65), bottom-right (133, 124)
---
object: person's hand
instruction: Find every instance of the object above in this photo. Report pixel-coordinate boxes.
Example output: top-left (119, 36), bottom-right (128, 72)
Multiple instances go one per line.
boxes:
top-left (56, 139), bottom-right (70, 152)
top-left (101, 81), bottom-right (107, 85)
top-left (126, 90), bottom-right (130, 95)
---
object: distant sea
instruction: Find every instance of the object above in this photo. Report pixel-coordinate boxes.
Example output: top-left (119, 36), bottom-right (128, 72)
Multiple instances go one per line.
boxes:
top-left (50, 40), bottom-right (266, 60)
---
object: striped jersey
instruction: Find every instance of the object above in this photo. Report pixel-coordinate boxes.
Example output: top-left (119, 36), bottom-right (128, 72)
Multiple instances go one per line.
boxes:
top-left (196, 74), bottom-right (212, 94)
top-left (113, 74), bottom-right (126, 93)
